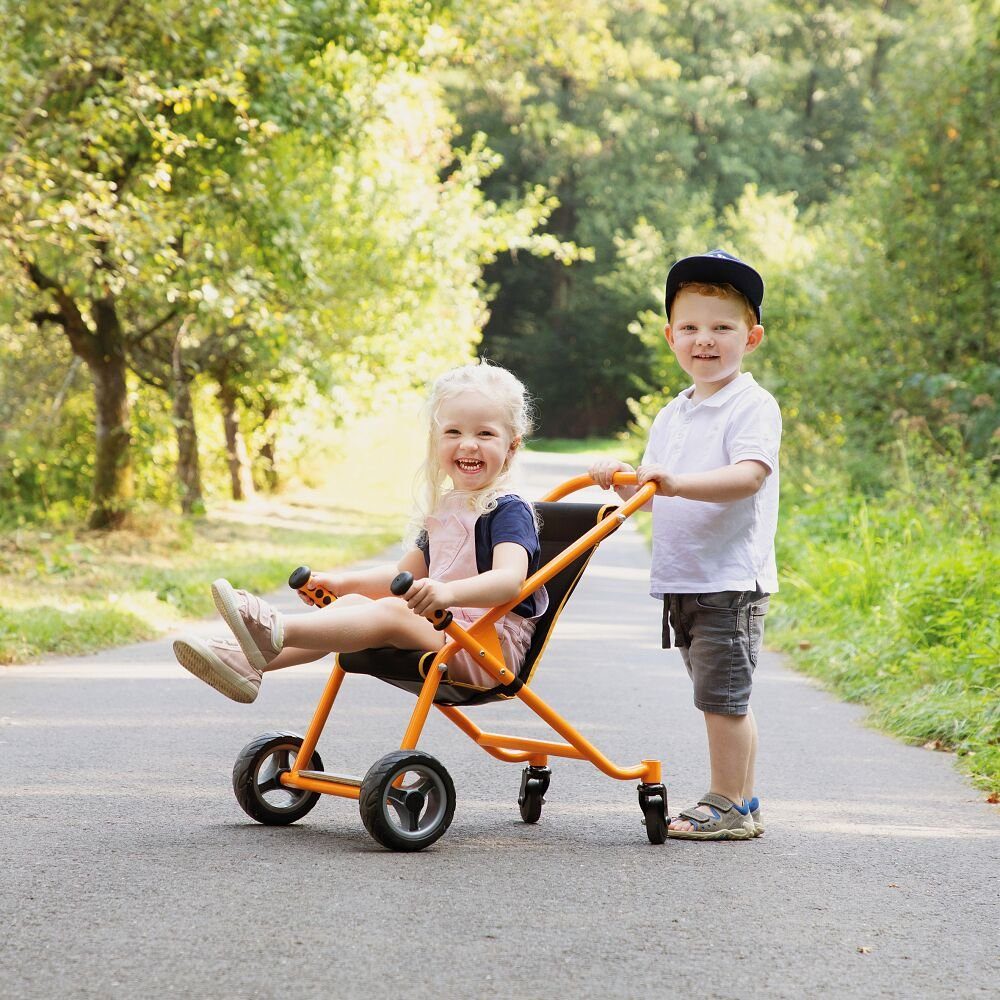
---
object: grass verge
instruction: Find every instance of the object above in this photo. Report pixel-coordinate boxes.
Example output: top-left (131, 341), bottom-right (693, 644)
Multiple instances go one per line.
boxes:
top-left (0, 411), bottom-right (421, 665)
top-left (770, 480), bottom-right (999, 795)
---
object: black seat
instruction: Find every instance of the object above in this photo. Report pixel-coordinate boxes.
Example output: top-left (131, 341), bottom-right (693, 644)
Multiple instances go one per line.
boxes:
top-left (337, 501), bottom-right (618, 707)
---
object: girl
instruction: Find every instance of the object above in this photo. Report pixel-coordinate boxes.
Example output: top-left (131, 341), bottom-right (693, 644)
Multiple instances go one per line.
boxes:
top-left (173, 361), bottom-right (548, 703)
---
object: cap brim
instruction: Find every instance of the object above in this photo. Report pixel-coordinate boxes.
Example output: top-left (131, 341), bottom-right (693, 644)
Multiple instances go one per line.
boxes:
top-left (665, 255), bottom-right (763, 321)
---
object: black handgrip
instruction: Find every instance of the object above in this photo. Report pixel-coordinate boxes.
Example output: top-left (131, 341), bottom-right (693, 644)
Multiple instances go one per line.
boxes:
top-left (390, 571), bottom-right (414, 596)
top-left (288, 565), bottom-right (311, 590)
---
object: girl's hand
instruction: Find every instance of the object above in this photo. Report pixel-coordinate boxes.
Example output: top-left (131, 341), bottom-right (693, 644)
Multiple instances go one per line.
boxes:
top-left (637, 464), bottom-right (679, 497)
top-left (589, 459), bottom-right (634, 490)
top-left (403, 578), bottom-right (457, 618)
top-left (299, 572), bottom-right (340, 605)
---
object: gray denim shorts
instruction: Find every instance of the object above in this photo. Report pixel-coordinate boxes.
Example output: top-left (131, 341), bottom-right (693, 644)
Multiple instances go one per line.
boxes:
top-left (662, 589), bottom-right (770, 716)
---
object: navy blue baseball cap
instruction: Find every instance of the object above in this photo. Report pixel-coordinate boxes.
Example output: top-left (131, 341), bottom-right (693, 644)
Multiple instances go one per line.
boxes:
top-left (664, 249), bottom-right (764, 323)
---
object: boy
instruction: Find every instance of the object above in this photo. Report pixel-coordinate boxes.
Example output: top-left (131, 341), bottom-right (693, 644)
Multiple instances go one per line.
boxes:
top-left (590, 249), bottom-right (780, 841)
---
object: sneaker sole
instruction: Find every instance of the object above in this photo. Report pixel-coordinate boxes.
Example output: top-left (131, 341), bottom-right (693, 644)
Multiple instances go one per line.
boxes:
top-left (173, 638), bottom-right (258, 704)
top-left (212, 578), bottom-right (268, 672)
top-left (667, 825), bottom-right (755, 840)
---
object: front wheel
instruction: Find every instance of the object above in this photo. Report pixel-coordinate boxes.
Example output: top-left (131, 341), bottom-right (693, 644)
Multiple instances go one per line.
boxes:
top-left (359, 750), bottom-right (456, 852)
top-left (638, 782), bottom-right (669, 845)
top-left (232, 731), bottom-right (322, 825)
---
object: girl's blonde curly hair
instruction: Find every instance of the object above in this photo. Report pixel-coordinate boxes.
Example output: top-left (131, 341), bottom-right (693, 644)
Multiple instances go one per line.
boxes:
top-left (411, 359), bottom-right (534, 542)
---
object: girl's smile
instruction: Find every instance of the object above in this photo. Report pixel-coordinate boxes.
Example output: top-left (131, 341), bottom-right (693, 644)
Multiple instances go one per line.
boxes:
top-left (435, 391), bottom-right (517, 490)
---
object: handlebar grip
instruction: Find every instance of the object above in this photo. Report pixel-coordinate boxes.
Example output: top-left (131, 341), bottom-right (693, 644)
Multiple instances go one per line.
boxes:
top-left (288, 564), bottom-right (334, 608)
top-left (391, 571), bottom-right (452, 628)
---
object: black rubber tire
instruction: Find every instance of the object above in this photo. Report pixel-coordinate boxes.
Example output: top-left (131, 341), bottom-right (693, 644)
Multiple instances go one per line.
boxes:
top-left (519, 779), bottom-right (545, 823)
top-left (642, 793), bottom-right (668, 845)
top-left (359, 750), bottom-right (456, 852)
top-left (232, 731), bottom-right (323, 825)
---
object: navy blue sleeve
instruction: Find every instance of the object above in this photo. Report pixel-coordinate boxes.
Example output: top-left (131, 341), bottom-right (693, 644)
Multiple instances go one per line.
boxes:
top-left (476, 496), bottom-right (544, 619)
top-left (486, 497), bottom-right (540, 563)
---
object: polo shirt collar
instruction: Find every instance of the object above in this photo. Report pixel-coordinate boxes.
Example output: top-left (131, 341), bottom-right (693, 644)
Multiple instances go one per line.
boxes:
top-left (679, 371), bottom-right (757, 409)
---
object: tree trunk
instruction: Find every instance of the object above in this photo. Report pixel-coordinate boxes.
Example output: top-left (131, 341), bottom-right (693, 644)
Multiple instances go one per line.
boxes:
top-left (171, 337), bottom-right (203, 514)
top-left (89, 351), bottom-right (133, 529)
top-left (218, 381), bottom-right (254, 501)
top-left (24, 262), bottom-right (135, 529)
top-left (257, 397), bottom-right (279, 492)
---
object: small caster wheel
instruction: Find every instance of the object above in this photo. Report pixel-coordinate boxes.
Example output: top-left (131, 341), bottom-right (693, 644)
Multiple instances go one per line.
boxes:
top-left (233, 731), bottom-right (323, 825)
top-left (359, 750), bottom-right (456, 852)
top-left (518, 765), bottom-right (551, 824)
top-left (638, 782), bottom-right (669, 845)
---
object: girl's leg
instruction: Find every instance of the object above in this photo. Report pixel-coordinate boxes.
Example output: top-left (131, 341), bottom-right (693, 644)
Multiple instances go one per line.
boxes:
top-left (261, 594), bottom-right (370, 673)
top-left (281, 595), bottom-right (444, 656)
top-left (262, 646), bottom-right (329, 673)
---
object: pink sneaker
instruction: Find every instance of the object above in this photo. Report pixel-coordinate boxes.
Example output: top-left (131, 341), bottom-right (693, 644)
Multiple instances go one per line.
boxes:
top-left (173, 635), bottom-right (262, 703)
top-left (211, 578), bottom-right (284, 671)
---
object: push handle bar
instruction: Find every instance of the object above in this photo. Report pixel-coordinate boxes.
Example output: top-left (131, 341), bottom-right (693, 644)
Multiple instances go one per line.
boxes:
top-left (391, 571), bottom-right (453, 631)
top-left (541, 471), bottom-right (642, 502)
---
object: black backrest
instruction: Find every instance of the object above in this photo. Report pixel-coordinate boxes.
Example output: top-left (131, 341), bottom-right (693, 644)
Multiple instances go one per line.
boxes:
top-left (514, 501), bottom-right (619, 691)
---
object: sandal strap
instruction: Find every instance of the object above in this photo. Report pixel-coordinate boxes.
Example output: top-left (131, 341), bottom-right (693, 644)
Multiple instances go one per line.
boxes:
top-left (677, 805), bottom-right (715, 823)
top-left (698, 792), bottom-right (740, 813)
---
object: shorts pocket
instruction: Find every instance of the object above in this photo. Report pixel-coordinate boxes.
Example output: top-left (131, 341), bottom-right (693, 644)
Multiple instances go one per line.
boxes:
top-left (748, 597), bottom-right (770, 668)
top-left (695, 591), bottom-right (745, 613)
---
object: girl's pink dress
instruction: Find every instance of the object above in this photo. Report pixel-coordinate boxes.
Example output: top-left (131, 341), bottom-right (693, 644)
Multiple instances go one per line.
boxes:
top-left (423, 498), bottom-right (548, 689)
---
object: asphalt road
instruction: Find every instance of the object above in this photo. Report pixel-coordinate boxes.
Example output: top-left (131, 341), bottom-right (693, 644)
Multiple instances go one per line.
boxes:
top-left (2, 452), bottom-right (997, 999)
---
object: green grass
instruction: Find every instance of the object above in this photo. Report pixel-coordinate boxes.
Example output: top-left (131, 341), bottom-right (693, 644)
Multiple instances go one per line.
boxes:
top-left (0, 411), bottom-right (422, 665)
top-left (770, 481), bottom-right (999, 795)
top-left (0, 501), bottom-right (403, 664)
top-left (629, 468), bottom-right (999, 795)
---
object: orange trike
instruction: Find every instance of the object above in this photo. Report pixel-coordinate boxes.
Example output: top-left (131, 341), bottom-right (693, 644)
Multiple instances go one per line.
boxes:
top-left (230, 473), bottom-right (669, 851)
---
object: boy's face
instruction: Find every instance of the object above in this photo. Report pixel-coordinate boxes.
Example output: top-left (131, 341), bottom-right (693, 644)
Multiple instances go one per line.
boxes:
top-left (665, 289), bottom-right (763, 397)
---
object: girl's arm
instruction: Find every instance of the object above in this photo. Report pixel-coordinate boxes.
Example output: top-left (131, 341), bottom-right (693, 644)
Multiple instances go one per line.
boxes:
top-left (305, 549), bottom-right (428, 601)
top-left (401, 543), bottom-right (529, 618)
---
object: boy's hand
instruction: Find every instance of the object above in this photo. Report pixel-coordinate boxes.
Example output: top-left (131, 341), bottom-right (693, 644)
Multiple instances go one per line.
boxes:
top-left (402, 577), bottom-right (457, 618)
top-left (637, 464), bottom-right (679, 497)
top-left (589, 459), bottom-right (634, 490)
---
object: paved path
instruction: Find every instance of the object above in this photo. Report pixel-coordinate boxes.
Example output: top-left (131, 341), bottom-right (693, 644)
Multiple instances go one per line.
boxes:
top-left (1, 452), bottom-right (997, 999)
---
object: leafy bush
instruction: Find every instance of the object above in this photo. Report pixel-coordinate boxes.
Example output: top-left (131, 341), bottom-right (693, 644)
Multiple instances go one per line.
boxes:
top-left (772, 449), bottom-right (999, 792)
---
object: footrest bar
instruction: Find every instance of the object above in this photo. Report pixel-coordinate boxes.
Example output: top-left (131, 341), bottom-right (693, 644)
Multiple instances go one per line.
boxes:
top-left (294, 770), bottom-right (363, 787)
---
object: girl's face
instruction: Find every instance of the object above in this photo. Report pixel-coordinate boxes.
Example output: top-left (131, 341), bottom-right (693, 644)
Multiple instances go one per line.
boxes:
top-left (435, 390), bottom-right (518, 492)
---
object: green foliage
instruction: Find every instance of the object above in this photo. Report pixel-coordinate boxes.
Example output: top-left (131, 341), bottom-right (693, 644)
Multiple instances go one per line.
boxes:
top-left (449, 0), bottom-right (914, 432)
top-left (0, 0), bottom-right (555, 523)
top-left (772, 452), bottom-right (999, 792)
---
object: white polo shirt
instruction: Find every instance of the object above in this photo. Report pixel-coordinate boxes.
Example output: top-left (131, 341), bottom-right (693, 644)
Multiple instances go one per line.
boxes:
top-left (641, 372), bottom-right (781, 596)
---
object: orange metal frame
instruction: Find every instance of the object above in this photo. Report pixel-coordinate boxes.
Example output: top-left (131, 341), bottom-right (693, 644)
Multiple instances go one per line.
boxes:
top-left (280, 473), bottom-right (661, 797)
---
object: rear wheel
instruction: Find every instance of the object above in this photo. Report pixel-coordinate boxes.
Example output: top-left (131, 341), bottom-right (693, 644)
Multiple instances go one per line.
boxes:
top-left (518, 765), bottom-right (551, 824)
top-left (638, 782), bottom-right (669, 845)
top-left (232, 731), bottom-right (322, 825)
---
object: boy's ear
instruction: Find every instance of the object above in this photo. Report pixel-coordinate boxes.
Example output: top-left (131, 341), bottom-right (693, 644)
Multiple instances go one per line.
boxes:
top-left (509, 435), bottom-right (522, 455)
top-left (745, 324), bottom-right (764, 352)
top-left (663, 323), bottom-right (674, 347)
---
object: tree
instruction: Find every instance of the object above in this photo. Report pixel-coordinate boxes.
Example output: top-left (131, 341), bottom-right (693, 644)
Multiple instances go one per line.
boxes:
top-left (0, 0), bottom-right (436, 526)
top-left (444, 0), bottom-right (916, 434)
